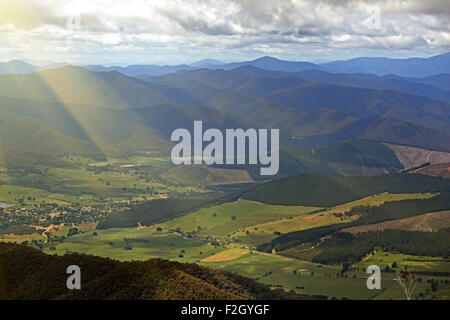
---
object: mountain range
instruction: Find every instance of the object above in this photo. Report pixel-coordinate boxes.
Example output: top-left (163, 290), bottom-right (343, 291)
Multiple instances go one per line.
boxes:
top-left (0, 54), bottom-right (448, 177)
top-left (83, 52), bottom-right (450, 78)
top-left (2, 52), bottom-right (448, 78)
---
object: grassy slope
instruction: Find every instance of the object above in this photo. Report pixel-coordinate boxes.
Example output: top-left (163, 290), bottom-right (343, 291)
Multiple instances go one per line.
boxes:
top-left (233, 193), bottom-right (434, 246)
top-left (0, 147), bottom-right (68, 169)
top-left (0, 108), bottom-right (106, 158)
top-left (43, 228), bottom-right (225, 262)
top-left (29, 192), bottom-right (450, 300)
top-left (0, 66), bottom-right (169, 109)
top-left (160, 199), bottom-right (320, 237)
top-left (260, 192), bottom-right (450, 252)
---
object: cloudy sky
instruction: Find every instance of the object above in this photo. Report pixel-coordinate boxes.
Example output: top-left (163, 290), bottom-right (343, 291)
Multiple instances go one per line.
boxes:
top-left (0, 0), bottom-right (449, 65)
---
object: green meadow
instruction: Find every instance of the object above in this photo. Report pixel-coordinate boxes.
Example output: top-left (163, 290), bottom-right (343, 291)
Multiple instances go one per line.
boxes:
top-left (42, 227), bottom-right (226, 262)
top-left (0, 184), bottom-right (77, 206)
top-left (355, 251), bottom-right (450, 273)
top-left (218, 193), bottom-right (436, 246)
top-left (3, 161), bottom-right (448, 301)
top-left (160, 199), bottom-right (320, 237)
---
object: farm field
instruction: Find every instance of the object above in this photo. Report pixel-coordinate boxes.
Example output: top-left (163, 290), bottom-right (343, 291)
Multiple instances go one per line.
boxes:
top-left (201, 248), bottom-right (250, 262)
top-left (258, 267), bottom-right (443, 300)
top-left (62, 155), bottom-right (172, 168)
top-left (42, 227), bottom-right (226, 262)
top-left (200, 251), bottom-right (297, 279)
top-left (40, 166), bottom-right (203, 197)
top-left (35, 217), bottom-right (450, 300)
top-left (3, 169), bottom-right (449, 300)
top-left (159, 199), bottom-right (320, 238)
top-left (200, 249), bottom-right (450, 300)
top-left (0, 154), bottom-right (259, 214)
top-left (0, 184), bottom-right (76, 206)
top-left (232, 193), bottom-right (436, 246)
top-left (355, 251), bottom-right (450, 273)
top-left (0, 223), bottom-right (97, 242)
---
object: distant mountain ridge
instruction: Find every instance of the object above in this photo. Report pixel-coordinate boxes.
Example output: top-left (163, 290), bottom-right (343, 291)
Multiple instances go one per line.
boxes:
top-left (0, 60), bottom-right (67, 75)
top-left (84, 52), bottom-right (450, 78)
top-left (292, 69), bottom-right (450, 102)
top-left (4, 52), bottom-right (448, 79)
top-left (216, 56), bottom-right (320, 72)
top-left (320, 52), bottom-right (450, 77)
top-left (144, 66), bottom-right (450, 144)
top-left (0, 64), bottom-right (448, 177)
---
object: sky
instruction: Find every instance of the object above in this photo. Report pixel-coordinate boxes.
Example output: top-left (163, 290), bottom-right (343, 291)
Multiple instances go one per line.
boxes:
top-left (0, 0), bottom-right (449, 65)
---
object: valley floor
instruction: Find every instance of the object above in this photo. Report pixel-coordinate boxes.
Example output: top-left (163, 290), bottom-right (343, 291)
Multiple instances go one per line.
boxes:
top-left (1, 155), bottom-right (449, 300)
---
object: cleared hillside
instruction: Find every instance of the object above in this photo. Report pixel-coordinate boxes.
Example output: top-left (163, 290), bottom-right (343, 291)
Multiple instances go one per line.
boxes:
top-left (385, 144), bottom-right (450, 169)
top-left (343, 210), bottom-right (450, 233)
top-left (415, 163), bottom-right (450, 179)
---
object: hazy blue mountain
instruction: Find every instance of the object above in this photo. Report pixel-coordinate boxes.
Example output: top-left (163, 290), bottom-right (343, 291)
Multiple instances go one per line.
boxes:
top-left (224, 66), bottom-right (450, 101)
top-left (189, 59), bottom-right (224, 67)
top-left (158, 66), bottom-right (450, 134)
top-left (0, 60), bottom-right (38, 74)
top-left (144, 73), bottom-right (357, 138)
top-left (209, 52), bottom-right (449, 78)
top-left (384, 73), bottom-right (450, 92)
top-left (293, 70), bottom-right (450, 102)
top-left (83, 53), bottom-right (449, 78)
top-left (319, 52), bottom-right (450, 77)
top-left (86, 56), bottom-right (320, 76)
top-left (2, 65), bottom-right (449, 161)
top-left (267, 85), bottom-right (450, 134)
top-left (0, 60), bottom-right (69, 75)
top-left (187, 66), bottom-right (450, 101)
top-left (141, 71), bottom-right (450, 152)
top-left (295, 115), bottom-right (450, 152)
top-left (84, 64), bottom-right (195, 77)
top-left (216, 56), bottom-right (321, 72)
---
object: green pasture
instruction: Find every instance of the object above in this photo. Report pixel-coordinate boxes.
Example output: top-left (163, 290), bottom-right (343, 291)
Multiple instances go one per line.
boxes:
top-left (42, 227), bottom-right (225, 262)
top-left (160, 199), bottom-right (320, 237)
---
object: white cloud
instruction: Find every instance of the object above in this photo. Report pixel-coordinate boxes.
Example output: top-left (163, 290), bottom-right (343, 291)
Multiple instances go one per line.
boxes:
top-left (0, 0), bottom-right (448, 63)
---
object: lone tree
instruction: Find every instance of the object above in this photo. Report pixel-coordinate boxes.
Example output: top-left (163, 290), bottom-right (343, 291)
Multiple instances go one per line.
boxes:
top-left (395, 266), bottom-right (417, 300)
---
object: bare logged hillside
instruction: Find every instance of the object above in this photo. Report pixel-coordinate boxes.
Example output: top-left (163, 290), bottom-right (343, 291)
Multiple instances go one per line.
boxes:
top-left (343, 210), bottom-right (450, 233)
top-left (385, 144), bottom-right (450, 169)
top-left (415, 163), bottom-right (450, 179)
